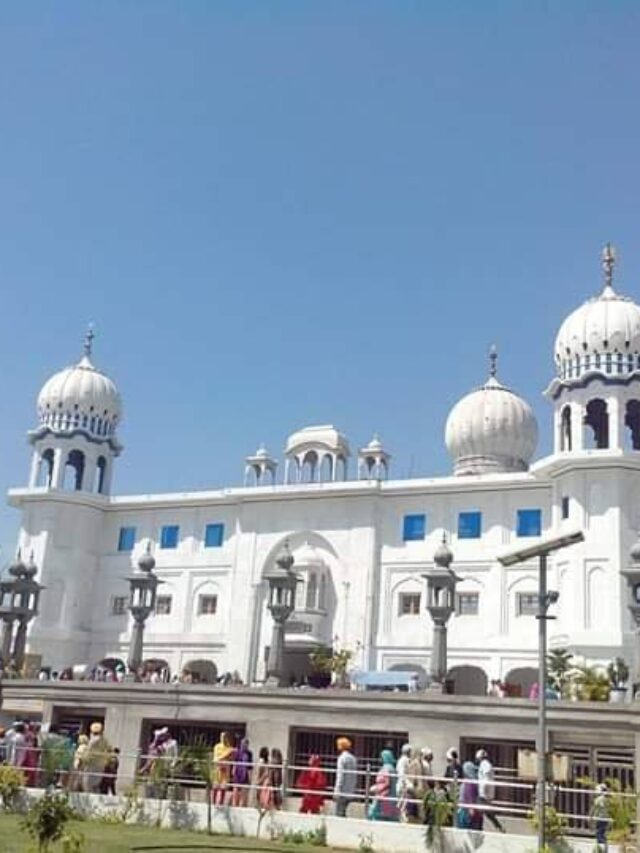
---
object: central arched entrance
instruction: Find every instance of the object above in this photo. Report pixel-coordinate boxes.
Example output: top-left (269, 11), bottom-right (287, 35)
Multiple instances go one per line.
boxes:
top-left (447, 665), bottom-right (488, 696)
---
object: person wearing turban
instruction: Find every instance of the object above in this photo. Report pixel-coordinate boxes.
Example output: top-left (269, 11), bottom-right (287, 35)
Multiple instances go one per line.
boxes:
top-left (84, 722), bottom-right (111, 793)
top-left (334, 737), bottom-right (357, 818)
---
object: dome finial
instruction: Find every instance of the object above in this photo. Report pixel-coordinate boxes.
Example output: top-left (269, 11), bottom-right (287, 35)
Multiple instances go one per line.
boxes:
top-left (489, 344), bottom-right (498, 378)
top-left (83, 323), bottom-right (95, 359)
top-left (602, 243), bottom-right (616, 293)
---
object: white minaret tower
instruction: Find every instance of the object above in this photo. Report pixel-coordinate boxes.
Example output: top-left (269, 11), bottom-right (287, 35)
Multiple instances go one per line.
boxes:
top-left (11, 329), bottom-right (124, 668)
top-left (28, 326), bottom-right (123, 495)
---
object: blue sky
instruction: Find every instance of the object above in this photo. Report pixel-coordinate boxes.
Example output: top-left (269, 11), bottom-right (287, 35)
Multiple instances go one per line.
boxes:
top-left (0, 2), bottom-right (639, 555)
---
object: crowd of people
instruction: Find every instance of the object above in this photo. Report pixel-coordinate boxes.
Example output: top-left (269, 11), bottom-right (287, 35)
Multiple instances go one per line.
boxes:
top-left (137, 728), bottom-right (507, 833)
top-left (0, 720), bottom-right (120, 795)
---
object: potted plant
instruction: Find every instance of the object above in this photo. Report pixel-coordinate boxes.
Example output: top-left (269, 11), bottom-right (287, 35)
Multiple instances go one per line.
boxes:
top-left (308, 647), bottom-right (334, 688)
top-left (308, 646), bottom-right (353, 688)
top-left (607, 657), bottom-right (630, 703)
top-left (570, 663), bottom-right (610, 701)
top-left (547, 648), bottom-right (574, 698)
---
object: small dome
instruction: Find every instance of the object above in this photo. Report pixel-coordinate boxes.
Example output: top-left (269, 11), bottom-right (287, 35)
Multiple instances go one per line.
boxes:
top-left (554, 245), bottom-right (640, 382)
top-left (364, 434), bottom-right (384, 452)
top-left (293, 541), bottom-right (325, 567)
top-left (36, 329), bottom-right (122, 441)
top-left (285, 424), bottom-right (350, 457)
top-left (630, 534), bottom-right (640, 564)
top-left (445, 349), bottom-right (538, 476)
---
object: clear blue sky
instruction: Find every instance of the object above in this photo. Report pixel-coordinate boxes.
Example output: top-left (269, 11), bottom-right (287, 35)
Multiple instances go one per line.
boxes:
top-left (0, 2), bottom-right (639, 556)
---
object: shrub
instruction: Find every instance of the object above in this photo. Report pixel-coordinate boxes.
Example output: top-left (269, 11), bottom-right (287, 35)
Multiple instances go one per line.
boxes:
top-left (21, 791), bottom-right (76, 852)
top-left (0, 764), bottom-right (26, 811)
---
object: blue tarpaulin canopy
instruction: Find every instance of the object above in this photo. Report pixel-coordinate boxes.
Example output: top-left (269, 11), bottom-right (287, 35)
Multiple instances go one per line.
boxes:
top-left (351, 670), bottom-right (416, 689)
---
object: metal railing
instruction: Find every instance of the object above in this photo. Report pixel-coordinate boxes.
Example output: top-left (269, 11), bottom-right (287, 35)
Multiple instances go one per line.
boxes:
top-left (2, 744), bottom-right (636, 836)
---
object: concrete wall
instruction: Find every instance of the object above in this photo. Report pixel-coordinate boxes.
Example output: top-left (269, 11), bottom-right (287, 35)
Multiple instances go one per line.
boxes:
top-left (22, 789), bottom-right (618, 853)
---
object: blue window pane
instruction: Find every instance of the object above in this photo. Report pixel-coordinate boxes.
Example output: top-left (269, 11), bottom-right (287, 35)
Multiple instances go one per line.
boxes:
top-left (403, 514), bottom-right (426, 541)
top-left (458, 511), bottom-right (482, 539)
top-left (517, 509), bottom-right (542, 537)
top-left (118, 526), bottom-right (136, 552)
top-left (205, 523), bottom-right (224, 548)
top-left (160, 525), bottom-right (180, 549)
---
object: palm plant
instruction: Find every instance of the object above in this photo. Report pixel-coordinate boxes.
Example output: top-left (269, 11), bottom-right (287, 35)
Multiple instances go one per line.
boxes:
top-left (546, 648), bottom-right (573, 697)
top-left (570, 663), bottom-right (610, 701)
top-left (178, 739), bottom-right (214, 834)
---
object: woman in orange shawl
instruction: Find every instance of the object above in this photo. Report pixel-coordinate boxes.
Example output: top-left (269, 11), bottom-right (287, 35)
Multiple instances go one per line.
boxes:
top-left (297, 754), bottom-right (327, 814)
top-left (212, 731), bottom-right (235, 805)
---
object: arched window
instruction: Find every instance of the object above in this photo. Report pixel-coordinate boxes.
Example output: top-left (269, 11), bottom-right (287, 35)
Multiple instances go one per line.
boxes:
top-left (37, 449), bottom-right (55, 487)
top-left (306, 573), bottom-right (318, 609)
top-left (560, 405), bottom-right (572, 451)
top-left (95, 456), bottom-right (107, 493)
top-left (625, 400), bottom-right (640, 450)
top-left (584, 399), bottom-right (609, 449)
top-left (63, 450), bottom-right (85, 491)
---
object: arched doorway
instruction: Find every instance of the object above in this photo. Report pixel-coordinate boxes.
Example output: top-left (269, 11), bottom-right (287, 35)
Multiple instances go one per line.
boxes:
top-left (182, 659), bottom-right (218, 685)
top-left (447, 665), bottom-right (488, 696)
top-left (505, 666), bottom-right (538, 698)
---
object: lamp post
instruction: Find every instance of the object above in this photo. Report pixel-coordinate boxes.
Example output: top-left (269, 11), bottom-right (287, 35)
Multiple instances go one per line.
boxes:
top-left (264, 542), bottom-right (299, 686)
top-left (0, 551), bottom-right (44, 672)
top-left (498, 529), bottom-right (584, 853)
top-left (422, 534), bottom-right (459, 690)
top-left (622, 535), bottom-right (640, 697)
top-left (125, 543), bottom-right (161, 676)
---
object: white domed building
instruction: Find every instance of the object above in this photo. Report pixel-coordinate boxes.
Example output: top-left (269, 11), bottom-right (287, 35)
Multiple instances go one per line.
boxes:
top-left (7, 246), bottom-right (640, 698)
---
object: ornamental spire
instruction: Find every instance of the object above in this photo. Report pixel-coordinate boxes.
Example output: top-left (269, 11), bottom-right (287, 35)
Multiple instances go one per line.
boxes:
top-left (602, 243), bottom-right (616, 294)
top-left (489, 344), bottom-right (498, 378)
top-left (83, 324), bottom-right (95, 359)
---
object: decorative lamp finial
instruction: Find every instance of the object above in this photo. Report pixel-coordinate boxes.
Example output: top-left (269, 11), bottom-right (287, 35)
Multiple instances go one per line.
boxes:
top-left (276, 539), bottom-right (295, 572)
top-left (83, 324), bottom-right (95, 358)
top-left (489, 344), bottom-right (498, 379)
top-left (434, 532), bottom-right (454, 569)
top-left (138, 540), bottom-right (156, 573)
top-left (602, 243), bottom-right (616, 292)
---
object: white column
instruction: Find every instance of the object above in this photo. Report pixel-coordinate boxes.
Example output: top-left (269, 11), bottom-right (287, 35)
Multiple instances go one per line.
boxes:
top-left (29, 450), bottom-right (40, 488)
top-left (571, 401), bottom-right (583, 451)
top-left (52, 447), bottom-right (65, 489)
top-left (609, 394), bottom-right (622, 450)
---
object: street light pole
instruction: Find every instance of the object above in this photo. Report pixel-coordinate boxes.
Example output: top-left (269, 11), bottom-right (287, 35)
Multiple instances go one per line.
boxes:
top-left (537, 553), bottom-right (548, 852)
top-left (498, 529), bottom-right (583, 853)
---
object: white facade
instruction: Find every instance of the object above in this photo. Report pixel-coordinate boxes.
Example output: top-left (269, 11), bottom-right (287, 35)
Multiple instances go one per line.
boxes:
top-left (8, 248), bottom-right (640, 691)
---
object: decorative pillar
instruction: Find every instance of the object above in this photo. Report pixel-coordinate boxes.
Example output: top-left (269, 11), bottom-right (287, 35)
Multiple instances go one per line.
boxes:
top-left (423, 534), bottom-right (459, 691)
top-left (264, 542), bottom-right (300, 686)
top-left (125, 543), bottom-right (161, 676)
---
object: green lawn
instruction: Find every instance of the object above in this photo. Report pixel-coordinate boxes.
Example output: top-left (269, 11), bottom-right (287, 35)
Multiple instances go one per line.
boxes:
top-left (0, 814), bottom-right (341, 852)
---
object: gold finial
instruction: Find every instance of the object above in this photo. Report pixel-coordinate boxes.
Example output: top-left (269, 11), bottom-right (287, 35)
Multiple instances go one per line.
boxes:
top-left (489, 344), bottom-right (498, 378)
top-left (602, 243), bottom-right (616, 291)
top-left (83, 323), bottom-right (95, 358)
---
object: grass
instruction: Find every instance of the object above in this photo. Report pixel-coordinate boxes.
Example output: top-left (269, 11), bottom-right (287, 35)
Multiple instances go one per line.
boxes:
top-left (0, 813), bottom-right (338, 852)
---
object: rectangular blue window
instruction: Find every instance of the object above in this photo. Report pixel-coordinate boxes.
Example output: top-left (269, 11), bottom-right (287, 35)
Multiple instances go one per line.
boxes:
top-left (204, 523), bottom-right (224, 548)
top-left (458, 511), bottom-right (482, 539)
top-left (160, 525), bottom-right (180, 549)
top-left (403, 514), bottom-right (426, 541)
top-left (118, 526), bottom-right (136, 552)
top-left (517, 509), bottom-right (542, 537)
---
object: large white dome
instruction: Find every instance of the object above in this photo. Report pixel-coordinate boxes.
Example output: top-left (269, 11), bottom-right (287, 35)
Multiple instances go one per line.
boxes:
top-left (554, 245), bottom-right (640, 382)
top-left (36, 334), bottom-right (122, 441)
top-left (445, 356), bottom-right (538, 476)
